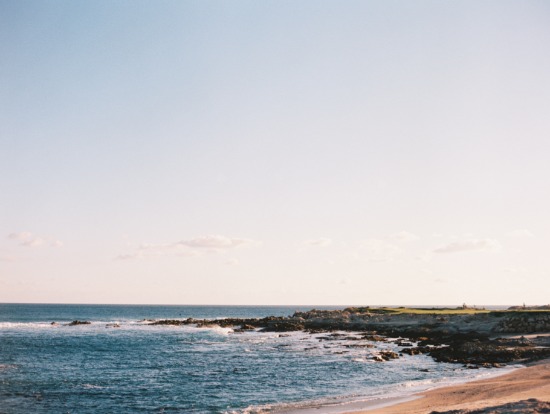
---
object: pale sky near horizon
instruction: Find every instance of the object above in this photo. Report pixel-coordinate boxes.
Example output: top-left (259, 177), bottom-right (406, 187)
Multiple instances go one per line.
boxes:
top-left (1, 1), bottom-right (550, 306)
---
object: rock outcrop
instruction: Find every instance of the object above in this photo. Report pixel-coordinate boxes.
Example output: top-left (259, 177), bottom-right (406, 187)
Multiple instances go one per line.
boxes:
top-left (67, 320), bottom-right (91, 326)
top-left (148, 308), bottom-right (550, 366)
top-left (493, 312), bottom-right (550, 333)
top-left (430, 398), bottom-right (550, 413)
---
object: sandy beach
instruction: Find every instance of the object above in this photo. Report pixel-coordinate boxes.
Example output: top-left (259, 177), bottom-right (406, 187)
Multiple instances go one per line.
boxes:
top-left (348, 360), bottom-right (550, 413)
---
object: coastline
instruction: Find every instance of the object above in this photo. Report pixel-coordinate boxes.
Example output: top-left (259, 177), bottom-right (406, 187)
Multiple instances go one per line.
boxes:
top-left (343, 359), bottom-right (550, 414)
top-left (3, 305), bottom-right (550, 413)
top-left (281, 361), bottom-right (518, 414)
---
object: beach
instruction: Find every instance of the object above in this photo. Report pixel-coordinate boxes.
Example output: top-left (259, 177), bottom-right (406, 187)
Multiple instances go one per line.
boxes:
top-left (351, 359), bottom-right (550, 414)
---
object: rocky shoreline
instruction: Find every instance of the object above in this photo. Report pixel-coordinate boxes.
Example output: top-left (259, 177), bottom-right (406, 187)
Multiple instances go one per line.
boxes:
top-left (430, 399), bottom-right (550, 414)
top-left (148, 307), bottom-right (550, 366)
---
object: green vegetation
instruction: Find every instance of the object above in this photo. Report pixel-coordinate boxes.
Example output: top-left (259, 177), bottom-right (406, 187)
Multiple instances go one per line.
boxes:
top-left (343, 306), bottom-right (550, 315)
top-left (374, 307), bottom-right (490, 315)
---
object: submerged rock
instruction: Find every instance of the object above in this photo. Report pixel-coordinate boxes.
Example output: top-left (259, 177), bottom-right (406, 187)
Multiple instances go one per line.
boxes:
top-left (67, 320), bottom-right (91, 326)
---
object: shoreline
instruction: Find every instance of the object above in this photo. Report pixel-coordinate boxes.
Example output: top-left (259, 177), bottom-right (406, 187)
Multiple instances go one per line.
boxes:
top-left (342, 359), bottom-right (550, 413)
top-left (281, 395), bottom-right (420, 414)
top-left (3, 306), bottom-right (550, 413)
top-left (280, 362), bottom-right (519, 414)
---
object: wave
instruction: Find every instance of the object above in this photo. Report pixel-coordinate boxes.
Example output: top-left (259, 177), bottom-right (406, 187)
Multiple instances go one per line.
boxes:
top-left (0, 322), bottom-right (55, 329)
top-left (1, 317), bottom-right (522, 414)
top-left (81, 384), bottom-right (107, 389)
top-left (230, 392), bottom-right (416, 414)
top-left (227, 363), bottom-right (520, 414)
top-left (0, 320), bottom-right (238, 336)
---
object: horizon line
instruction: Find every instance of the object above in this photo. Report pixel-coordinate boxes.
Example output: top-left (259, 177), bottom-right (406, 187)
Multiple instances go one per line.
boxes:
top-left (0, 302), bottom-right (518, 308)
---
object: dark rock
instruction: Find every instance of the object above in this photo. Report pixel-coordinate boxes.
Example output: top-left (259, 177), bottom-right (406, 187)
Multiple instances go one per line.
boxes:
top-left (379, 350), bottom-right (399, 361)
top-left (401, 346), bottom-right (430, 356)
top-left (427, 339), bottom-right (550, 365)
top-left (430, 398), bottom-right (550, 413)
top-left (361, 334), bottom-right (386, 342)
top-left (260, 320), bottom-right (305, 332)
top-left (145, 308), bottom-right (550, 366)
top-left (150, 319), bottom-right (185, 326)
top-left (67, 320), bottom-right (91, 326)
top-left (305, 329), bottom-right (325, 334)
top-left (344, 343), bottom-right (374, 348)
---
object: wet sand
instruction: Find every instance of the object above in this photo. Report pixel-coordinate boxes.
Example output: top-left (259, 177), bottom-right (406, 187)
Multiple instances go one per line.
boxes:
top-left (348, 360), bottom-right (550, 413)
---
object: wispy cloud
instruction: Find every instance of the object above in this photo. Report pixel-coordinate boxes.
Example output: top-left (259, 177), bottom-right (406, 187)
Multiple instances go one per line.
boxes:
top-left (391, 231), bottom-right (420, 242)
top-left (503, 267), bottom-right (528, 274)
top-left (433, 238), bottom-right (501, 254)
top-left (179, 235), bottom-right (254, 249)
top-left (225, 258), bottom-right (240, 266)
top-left (8, 232), bottom-right (63, 248)
top-left (302, 237), bottom-right (333, 247)
top-left (433, 277), bottom-right (448, 284)
top-left (358, 239), bottom-right (401, 262)
top-left (117, 243), bottom-right (199, 260)
top-left (506, 229), bottom-right (534, 238)
top-left (415, 251), bottom-right (433, 262)
top-left (117, 235), bottom-right (257, 261)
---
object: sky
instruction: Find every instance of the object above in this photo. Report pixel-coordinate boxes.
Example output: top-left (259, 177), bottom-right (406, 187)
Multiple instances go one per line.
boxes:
top-left (1, 0), bottom-right (550, 305)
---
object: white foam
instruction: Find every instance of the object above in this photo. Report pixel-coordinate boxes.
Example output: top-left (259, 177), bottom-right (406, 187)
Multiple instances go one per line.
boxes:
top-left (0, 322), bottom-right (54, 329)
top-left (227, 362), bottom-right (521, 414)
top-left (81, 384), bottom-right (106, 389)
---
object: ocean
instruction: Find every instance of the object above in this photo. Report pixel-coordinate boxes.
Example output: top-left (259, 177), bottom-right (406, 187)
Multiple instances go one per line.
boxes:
top-left (0, 304), bottom-right (512, 413)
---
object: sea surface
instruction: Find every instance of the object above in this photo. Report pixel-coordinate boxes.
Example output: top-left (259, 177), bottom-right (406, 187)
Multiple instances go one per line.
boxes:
top-left (0, 304), bottom-right (512, 414)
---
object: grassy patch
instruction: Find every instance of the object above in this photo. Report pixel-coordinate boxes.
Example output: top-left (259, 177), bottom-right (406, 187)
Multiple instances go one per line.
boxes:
top-left (344, 306), bottom-right (490, 315)
top-left (346, 307), bottom-right (550, 315)
top-left (382, 307), bottom-right (490, 315)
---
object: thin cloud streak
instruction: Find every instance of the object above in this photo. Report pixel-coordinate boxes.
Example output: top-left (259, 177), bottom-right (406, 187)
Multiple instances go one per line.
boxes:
top-left (391, 231), bottom-right (420, 242)
top-left (433, 239), bottom-right (501, 254)
top-left (506, 229), bottom-right (534, 238)
top-left (116, 235), bottom-right (257, 261)
top-left (8, 232), bottom-right (63, 248)
top-left (358, 239), bottom-right (402, 262)
top-left (302, 238), bottom-right (333, 247)
top-left (225, 258), bottom-right (240, 266)
top-left (179, 235), bottom-right (254, 249)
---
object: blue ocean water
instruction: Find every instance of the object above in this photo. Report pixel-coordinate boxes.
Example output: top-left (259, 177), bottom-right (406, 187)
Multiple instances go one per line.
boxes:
top-left (0, 304), bottom-right (507, 414)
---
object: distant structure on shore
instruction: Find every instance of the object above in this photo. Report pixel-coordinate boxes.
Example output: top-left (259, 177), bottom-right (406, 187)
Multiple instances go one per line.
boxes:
top-left (508, 304), bottom-right (550, 310)
top-left (462, 303), bottom-right (486, 310)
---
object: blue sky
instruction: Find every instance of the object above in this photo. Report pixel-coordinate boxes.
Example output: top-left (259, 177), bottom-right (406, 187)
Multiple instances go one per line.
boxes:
top-left (1, 1), bottom-right (550, 305)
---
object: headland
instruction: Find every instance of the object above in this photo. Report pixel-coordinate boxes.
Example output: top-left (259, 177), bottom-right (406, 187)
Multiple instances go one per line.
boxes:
top-left (150, 305), bottom-right (550, 366)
